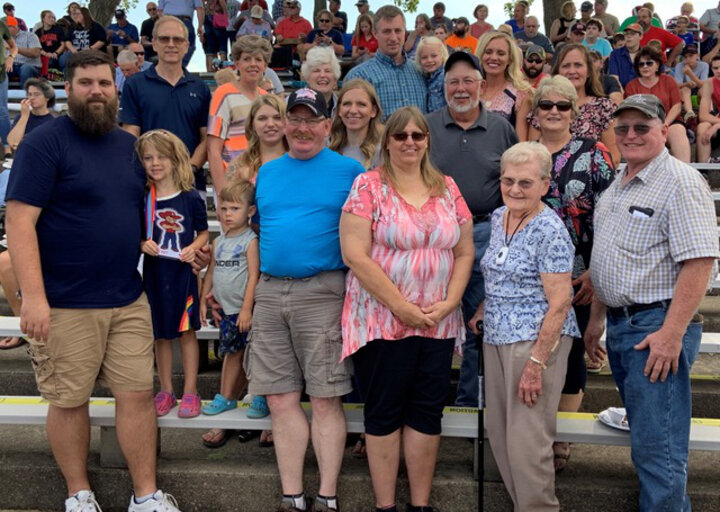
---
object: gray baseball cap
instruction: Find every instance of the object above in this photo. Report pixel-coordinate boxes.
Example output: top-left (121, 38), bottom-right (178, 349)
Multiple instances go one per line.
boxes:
top-left (613, 94), bottom-right (666, 122)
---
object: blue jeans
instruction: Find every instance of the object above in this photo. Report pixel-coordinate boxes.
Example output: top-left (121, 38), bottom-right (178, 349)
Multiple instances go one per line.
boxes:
top-left (606, 307), bottom-right (702, 512)
top-left (455, 220), bottom-right (491, 407)
top-left (0, 75), bottom-right (9, 146)
top-left (10, 62), bottom-right (39, 88)
top-left (181, 17), bottom-right (196, 67)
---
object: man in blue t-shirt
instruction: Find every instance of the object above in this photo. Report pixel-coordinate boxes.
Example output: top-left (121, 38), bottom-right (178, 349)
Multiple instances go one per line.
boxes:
top-left (107, 9), bottom-right (139, 47)
top-left (5, 51), bottom-right (180, 512)
top-left (249, 88), bottom-right (363, 512)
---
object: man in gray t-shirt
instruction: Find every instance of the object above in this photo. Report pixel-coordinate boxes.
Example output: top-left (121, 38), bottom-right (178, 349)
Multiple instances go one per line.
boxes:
top-left (426, 52), bottom-right (518, 408)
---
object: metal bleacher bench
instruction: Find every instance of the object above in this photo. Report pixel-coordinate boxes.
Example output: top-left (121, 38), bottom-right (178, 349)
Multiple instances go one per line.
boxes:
top-left (0, 316), bottom-right (719, 473)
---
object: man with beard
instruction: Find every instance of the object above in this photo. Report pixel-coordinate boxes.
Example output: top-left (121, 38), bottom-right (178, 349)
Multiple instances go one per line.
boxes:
top-left (445, 17), bottom-right (478, 53)
top-left (5, 50), bottom-right (181, 512)
top-left (522, 44), bottom-right (548, 87)
top-left (638, 7), bottom-right (684, 66)
top-left (514, 15), bottom-right (554, 60)
top-left (425, 52), bottom-right (518, 408)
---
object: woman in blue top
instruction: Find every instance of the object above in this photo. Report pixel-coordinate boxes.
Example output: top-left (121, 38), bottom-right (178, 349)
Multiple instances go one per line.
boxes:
top-left (468, 142), bottom-right (579, 512)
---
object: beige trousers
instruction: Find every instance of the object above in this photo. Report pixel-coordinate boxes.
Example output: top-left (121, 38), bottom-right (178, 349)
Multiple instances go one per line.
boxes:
top-left (484, 336), bottom-right (573, 512)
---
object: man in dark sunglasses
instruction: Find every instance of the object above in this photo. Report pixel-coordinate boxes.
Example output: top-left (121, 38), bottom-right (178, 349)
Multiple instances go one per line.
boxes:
top-left (140, 2), bottom-right (160, 61)
top-left (587, 93), bottom-right (718, 512)
top-left (522, 44), bottom-right (548, 87)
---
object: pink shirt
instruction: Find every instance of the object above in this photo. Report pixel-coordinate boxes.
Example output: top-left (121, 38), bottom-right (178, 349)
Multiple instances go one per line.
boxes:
top-left (340, 170), bottom-right (472, 360)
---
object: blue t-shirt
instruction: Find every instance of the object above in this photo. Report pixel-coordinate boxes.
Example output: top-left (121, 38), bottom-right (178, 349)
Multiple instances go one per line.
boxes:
top-left (582, 37), bottom-right (612, 58)
top-left (10, 112), bottom-right (53, 134)
top-left (481, 206), bottom-right (580, 345)
top-left (256, 147), bottom-right (364, 278)
top-left (120, 66), bottom-right (211, 189)
top-left (107, 22), bottom-right (139, 46)
top-left (5, 115), bottom-right (145, 308)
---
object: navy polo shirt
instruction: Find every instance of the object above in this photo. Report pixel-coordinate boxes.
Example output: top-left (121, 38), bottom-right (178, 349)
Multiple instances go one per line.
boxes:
top-left (120, 65), bottom-right (211, 188)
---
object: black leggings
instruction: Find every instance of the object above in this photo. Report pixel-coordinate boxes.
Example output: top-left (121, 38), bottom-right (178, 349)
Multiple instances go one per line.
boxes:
top-left (562, 302), bottom-right (590, 395)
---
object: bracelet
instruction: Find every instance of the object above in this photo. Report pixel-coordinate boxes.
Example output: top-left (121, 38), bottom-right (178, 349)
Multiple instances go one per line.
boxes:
top-left (529, 356), bottom-right (547, 370)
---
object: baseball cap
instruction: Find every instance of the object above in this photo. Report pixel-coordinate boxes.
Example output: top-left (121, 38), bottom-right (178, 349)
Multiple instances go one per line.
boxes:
top-left (613, 94), bottom-right (666, 122)
top-left (2, 3), bottom-right (13, 10)
top-left (682, 44), bottom-right (699, 55)
top-left (624, 23), bottom-right (642, 34)
top-left (453, 16), bottom-right (470, 26)
top-left (287, 88), bottom-right (330, 118)
top-left (355, 0), bottom-right (368, 5)
top-left (525, 44), bottom-right (546, 61)
top-left (444, 51), bottom-right (484, 77)
top-left (581, 1), bottom-right (593, 11)
top-left (115, 9), bottom-right (126, 18)
top-left (572, 22), bottom-right (587, 33)
top-left (250, 5), bottom-right (263, 18)
top-left (5, 15), bottom-right (17, 27)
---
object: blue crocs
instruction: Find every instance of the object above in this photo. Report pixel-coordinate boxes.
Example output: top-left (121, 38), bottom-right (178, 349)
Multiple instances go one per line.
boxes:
top-left (246, 395), bottom-right (270, 419)
top-left (201, 394), bottom-right (237, 416)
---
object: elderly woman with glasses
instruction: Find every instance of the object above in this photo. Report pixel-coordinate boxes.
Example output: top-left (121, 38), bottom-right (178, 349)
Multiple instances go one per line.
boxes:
top-left (468, 141), bottom-right (579, 511)
top-left (625, 46), bottom-right (691, 162)
top-left (532, 75), bottom-right (615, 472)
top-left (340, 106), bottom-right (474, 512)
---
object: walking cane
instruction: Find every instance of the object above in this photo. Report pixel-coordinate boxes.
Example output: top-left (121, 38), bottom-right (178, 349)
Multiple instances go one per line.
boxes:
top-left (476, 321), bottom-right (484, 512)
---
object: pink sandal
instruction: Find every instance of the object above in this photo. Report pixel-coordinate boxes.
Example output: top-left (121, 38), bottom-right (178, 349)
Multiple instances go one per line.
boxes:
top-left (178, 393), bottom-right (202, 418)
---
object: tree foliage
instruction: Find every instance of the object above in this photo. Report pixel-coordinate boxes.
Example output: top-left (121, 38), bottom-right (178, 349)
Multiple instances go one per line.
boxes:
top-left (86, 0), bottom-right (138, 26)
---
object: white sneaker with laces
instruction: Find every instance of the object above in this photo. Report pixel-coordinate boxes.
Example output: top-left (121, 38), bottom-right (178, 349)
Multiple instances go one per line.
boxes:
top-left (65, 490), bottom-right (102, 512)
top-left (128, 490), bottom-right (181, 512)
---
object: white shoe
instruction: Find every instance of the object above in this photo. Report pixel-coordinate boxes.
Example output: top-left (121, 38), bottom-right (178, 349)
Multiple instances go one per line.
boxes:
top-left (65, 490), bottom-right (102, 512)
top-left (598, 407), bottom-right (630, 431)
top-left (128, 490), bottom-right (181, 511)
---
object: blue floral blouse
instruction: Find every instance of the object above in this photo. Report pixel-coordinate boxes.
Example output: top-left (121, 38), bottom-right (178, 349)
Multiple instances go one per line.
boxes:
top-left (481, 206), bottom-right (581, 345)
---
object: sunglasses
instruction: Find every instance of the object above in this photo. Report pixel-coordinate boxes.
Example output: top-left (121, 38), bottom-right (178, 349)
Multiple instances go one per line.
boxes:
top-left (537, 100), bottom-right (572, 112)
top-left (156, 35), bottom-right (187, 44)
top-left (614, 124), bottom-right (652, 136)
top-left (134, 51), bottom-right (145, 56)
top-left (391, 132), bottom-right (427, 142)
top-left (319, 18), bottom-right (331, 22)
top-left (638, 60), bottom-right (656, 67)
top-left (526, 57), bottom-right (543, 64)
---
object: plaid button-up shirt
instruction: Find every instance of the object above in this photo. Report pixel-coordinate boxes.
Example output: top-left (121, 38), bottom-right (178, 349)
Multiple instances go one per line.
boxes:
top-left (345, 50), bottom-right (427, 121)
top-left (590, 149), bottom-right (719, 308)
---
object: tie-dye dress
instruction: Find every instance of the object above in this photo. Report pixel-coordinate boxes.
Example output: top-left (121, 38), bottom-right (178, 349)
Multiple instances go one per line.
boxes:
top-left (340, 169), bottom-right (472, 360)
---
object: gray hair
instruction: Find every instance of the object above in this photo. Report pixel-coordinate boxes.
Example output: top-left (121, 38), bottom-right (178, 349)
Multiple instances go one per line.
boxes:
top-left (532, 75), bottom-right (579, 117)
top-left (301, 46), bottom-right (341, 80)
top-left (500, 142), bottom-right (552, 180)
top-left (25, 78), bottom-right (56, 108)
top-left (116, 49), bottom-right (138, 66)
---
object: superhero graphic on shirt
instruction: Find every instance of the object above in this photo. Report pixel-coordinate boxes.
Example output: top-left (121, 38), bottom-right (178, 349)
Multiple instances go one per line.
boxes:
top-left (156, 208), bottom-right (185, 252)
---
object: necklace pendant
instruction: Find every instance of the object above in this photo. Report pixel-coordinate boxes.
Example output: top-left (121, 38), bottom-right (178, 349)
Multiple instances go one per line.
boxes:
top-left (485, 99), bottom-right (492, 107)
top-left (495, 246), bottom-right (508, 266)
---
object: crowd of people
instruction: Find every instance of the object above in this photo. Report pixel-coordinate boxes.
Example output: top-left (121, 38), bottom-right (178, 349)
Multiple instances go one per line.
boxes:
top-left (2, 1), bottom-right (720, 512)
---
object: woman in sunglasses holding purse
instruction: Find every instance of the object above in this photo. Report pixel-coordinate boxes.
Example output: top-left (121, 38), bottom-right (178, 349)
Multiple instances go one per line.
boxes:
top-left (532, 74), bottom-right (615, 472)
top-left (339, 106), bottom-right (474, 512)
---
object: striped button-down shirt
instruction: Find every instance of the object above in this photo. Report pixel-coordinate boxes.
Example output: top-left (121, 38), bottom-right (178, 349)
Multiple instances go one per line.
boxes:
top-left (590, 149), bottom-right (718, 308)
top-left (345, 50), bottom-right (427, 120)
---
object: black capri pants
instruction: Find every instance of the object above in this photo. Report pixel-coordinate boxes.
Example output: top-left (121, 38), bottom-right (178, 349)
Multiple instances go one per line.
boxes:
top-left (562, 302), bottom-right (590, 394)
top-left (352, 336), bottom-right (454, 436)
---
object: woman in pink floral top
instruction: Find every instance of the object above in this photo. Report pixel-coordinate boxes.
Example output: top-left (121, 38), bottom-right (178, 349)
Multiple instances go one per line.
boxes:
top-left (339, 106), bottom-right (474, 512)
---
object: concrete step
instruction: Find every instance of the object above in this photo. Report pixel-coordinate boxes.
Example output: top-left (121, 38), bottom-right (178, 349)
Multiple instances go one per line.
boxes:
top-left (1, 424), bottom-right (719, 511)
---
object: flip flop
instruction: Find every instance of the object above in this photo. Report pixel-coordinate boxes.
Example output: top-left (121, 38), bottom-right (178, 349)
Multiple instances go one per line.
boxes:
top-left (552, 441), bottom-right (571, 473)
top-left (598, 407), bottom-right (630, 431)
top-left (259, 429), bottom-right (274, 448)
top-left (202, 428), bottom-right (234, 448)
top-left (0, 337), bottom-right (26, 350)
top-left (351, 434), bottom-right (367, 459)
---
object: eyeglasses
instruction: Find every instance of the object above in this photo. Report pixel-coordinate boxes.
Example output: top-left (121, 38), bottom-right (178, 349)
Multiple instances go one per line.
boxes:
top-left (537, 100), bottom-right (573, 112)
top-left (445, 77), bottom-right (481, 88)
top-left (319, 18), bottom-right (331, 22)
top-left (287, 115), bottom-right (325, 126)
top-left (525, 57), bottom-right (543, 64)
top-left (500, 177), bottom-right (544, 189)
top-left (614, 123), bottom-right (652, 136)
top-left (390, 132), bottom-right (427, 142)
top-left (638, 60), bottom-right (656, 67)
top-left (156, 35), bottom-right (187, 45)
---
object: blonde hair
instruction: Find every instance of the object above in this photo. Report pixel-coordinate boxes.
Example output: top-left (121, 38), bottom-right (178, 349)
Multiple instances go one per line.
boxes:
top-left (329, 79), bottom-right (384, 169)
top-left (219, 179), bottom-right (255, 205)
top-left (232, 35), bottom-right (273, 63)
top-left (532, 75), bottom-right (579, 117)
top-left (135, 130), bottom-right (195, 192)
top-left (231, 94), bottom-right (288, 180)
top-left (500, 141), bottom-right (551, 180)
top-left (152, 15), bottom-right (188, 39)
top-left (380, 106), bottom-right (446, 195)
top-left (475, 31), bottom-right (531, 94)
top-left (415, 36), bottom-right (449, 73)
top-left (561, 1), bottom-right (576, 19)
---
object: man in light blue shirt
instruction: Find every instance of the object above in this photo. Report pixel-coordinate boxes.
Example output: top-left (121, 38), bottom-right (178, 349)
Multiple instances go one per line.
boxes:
top-left (157, 0), bottom-right (204, 66)
top-left (345, 4), bottom-right (427, 120)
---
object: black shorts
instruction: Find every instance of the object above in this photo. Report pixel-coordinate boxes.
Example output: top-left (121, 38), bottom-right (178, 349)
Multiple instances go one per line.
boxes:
top-left (352, 336), bottom-right (454, 436)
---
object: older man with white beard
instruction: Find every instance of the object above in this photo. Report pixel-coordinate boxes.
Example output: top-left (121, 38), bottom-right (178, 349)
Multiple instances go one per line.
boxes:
top-left (426, 51), bottom-right (518, 408)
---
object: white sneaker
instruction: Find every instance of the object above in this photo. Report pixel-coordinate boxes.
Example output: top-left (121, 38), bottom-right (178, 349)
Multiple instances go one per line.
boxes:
top-left (65, 490), bottom-right (102, 512)
top-left (128, 490), bottom-right (181, 512)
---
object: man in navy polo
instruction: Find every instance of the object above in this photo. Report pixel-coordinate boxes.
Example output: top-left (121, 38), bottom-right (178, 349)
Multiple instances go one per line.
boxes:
top-left (120, 15), bottom-right (211, 193)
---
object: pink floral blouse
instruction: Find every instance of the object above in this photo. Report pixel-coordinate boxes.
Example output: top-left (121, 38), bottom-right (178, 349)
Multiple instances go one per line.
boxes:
top-left (340, 169), bottom-right (472, 360)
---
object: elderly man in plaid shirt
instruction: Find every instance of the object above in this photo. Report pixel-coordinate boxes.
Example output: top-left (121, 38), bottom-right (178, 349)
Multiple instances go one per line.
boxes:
top-left (585, 94), bottom-right (718, 512)
top-left (345, 4), bottom-right (426, 120)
